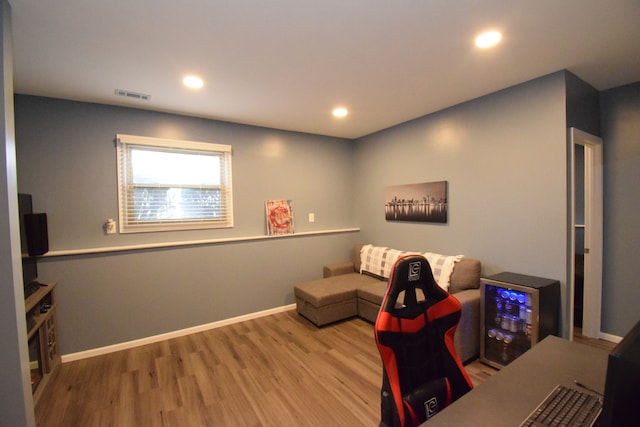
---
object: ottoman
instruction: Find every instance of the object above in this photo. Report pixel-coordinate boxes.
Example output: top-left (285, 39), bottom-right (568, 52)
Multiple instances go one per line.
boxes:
top-left (294, 273), bottom-right (377, 326)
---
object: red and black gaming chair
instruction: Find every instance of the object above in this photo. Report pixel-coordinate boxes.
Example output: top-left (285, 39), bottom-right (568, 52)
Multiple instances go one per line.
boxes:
top-left (375, 254), bottom-right (473, 426)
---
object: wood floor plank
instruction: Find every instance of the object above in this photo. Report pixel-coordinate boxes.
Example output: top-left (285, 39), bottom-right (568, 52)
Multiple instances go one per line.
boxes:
top-left (35, 310), bottom-right (618, 426)
top-left (34, 311), bottom-right (485, 426)
top-left (129, 387), bottom-right (166, 426)
top-left (43, 310), bottom-right (624, 426)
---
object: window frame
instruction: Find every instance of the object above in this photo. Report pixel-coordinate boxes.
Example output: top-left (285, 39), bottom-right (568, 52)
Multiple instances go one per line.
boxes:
top-left (116, 134), bottom-right (233, 233)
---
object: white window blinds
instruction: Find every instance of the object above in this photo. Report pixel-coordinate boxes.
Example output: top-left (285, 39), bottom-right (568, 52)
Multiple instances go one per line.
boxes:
top-left (116, 134), bottom-right (233, 233)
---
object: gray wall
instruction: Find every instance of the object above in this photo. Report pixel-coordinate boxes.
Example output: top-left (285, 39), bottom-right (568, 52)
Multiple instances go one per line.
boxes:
top-left (352, 72), bottom-right (637, 339)
top-left (353, 73), bottom-right (568, 284)
top-left (15, 96), bottom-right (356, 249)
top-left (565, 72), bottom-right (601, 137)
top-left (15, 95), bottom-right (358, 354)
top-left (13, 77), bottom-right (640, 357)
top-left (352, 72), bottom-right (614, 338)
top-left (0, 0), bottom-right (36, 423)
top-left (600, 82), bottom-right (640, 336)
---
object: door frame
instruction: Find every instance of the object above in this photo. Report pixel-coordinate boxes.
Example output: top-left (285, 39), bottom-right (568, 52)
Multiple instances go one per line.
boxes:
top-left (568, 127), bottom-right (603, 339)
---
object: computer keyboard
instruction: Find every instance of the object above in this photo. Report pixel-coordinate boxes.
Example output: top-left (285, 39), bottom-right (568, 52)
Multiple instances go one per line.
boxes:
top-left (520, 384), bottom-right (602, 427)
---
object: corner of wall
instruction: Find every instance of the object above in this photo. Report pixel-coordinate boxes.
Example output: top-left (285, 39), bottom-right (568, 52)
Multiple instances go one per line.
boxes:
top-left (564, 71), bottom-right (601, 136)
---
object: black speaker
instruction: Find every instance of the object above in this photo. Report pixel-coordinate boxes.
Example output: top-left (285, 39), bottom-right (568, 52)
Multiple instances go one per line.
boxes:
top-left (24, 213), bottom-right (49, 256)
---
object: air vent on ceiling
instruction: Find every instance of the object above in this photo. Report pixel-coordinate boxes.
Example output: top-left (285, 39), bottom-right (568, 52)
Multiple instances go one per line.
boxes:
top-left (114, 89), bottom-right (151, 101)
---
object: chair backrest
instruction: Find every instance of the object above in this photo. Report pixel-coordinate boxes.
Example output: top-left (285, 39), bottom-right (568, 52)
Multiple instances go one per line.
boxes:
top-left (375, 254), bottom-right (473, 427)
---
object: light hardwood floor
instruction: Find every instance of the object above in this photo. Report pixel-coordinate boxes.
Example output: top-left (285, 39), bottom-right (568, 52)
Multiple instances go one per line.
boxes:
top-left (34, 311), bottom-right (615, 426)
top-left (36, 310), bottom-right (384, 426)
top-left (573, 327), bottom-right (617, 352)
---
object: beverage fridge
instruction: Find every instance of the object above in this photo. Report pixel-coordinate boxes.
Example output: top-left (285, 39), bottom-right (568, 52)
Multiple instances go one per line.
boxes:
top-left (480, 272), bottom-right (560, 369)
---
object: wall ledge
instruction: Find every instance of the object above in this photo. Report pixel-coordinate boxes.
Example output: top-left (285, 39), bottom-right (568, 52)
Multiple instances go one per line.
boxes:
top-left (41, 227), bottom-right (360, 257)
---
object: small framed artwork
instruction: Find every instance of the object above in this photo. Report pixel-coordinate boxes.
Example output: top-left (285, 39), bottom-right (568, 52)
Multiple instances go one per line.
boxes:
top-left (265, 199), bottom-right (295, 235)
top-left (384, 181), bottom-right (448, 223)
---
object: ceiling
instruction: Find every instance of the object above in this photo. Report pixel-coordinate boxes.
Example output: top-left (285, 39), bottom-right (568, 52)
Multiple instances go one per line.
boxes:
top-left (9, 0), bottom-right (640, 139)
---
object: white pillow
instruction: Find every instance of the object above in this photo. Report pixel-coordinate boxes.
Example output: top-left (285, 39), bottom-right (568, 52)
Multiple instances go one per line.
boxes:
top-left (360, 244), bottom-right (464, 291)
top-left (422, 252), bottom-right (464, 291)
top-left (360, 244), bottom-right (407, 279)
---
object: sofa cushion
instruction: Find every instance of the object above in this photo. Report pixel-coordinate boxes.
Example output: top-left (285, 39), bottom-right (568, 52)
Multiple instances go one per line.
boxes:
top-left (357, 281), bottom-right (388, 306)
top-left (294, 273), bottom-right (378, 307)
top-left (353, 244), bottom-right (363, 272)
top-left (449, 258), bottom-right (481, 293)
top-left (323, 261), bottom-right (357, 278)
top-left (296, 297), bottom-right (358, 327)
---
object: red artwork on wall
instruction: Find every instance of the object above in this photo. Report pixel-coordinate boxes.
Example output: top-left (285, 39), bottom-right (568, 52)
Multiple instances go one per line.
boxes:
top-left (265, 199), bottom-right (294, 235)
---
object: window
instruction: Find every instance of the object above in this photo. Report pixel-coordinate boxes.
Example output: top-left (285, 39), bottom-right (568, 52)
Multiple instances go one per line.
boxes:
top-left (116, 134), bottom-right (233, 233)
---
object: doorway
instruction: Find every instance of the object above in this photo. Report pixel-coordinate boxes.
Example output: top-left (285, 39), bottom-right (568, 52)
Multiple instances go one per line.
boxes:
top-left (569, 128), bottom-right (603, 339)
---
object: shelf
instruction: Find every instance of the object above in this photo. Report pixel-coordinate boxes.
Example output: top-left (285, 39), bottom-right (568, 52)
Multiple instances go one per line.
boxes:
top-left (25, 281), bottom-right (55, 313)
top-left (25, 282), bottom-right (56, 339)
top-left (26, 302), bottom-right (57, 340)
top-left (41, 227), bottom-right (360, 257)
top-left (24, 282), bottom-right (60, 406)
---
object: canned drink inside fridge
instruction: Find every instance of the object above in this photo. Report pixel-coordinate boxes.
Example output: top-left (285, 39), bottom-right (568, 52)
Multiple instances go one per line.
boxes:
top-left (510, 316), bottom-right (519, 333)
top-left (501, 316), bottom-right (510, 330)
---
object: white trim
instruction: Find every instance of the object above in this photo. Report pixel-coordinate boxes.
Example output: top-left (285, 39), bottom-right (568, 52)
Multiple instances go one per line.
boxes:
top-left (41, 227), bottom-right (360, 257)
top-left (116, 134), bottom-right (234, 233)
top-left (583, 138), bottom-right (603, 337)
top-left (61, 304), bottom-right (297, 363)
top-left (569, 128), bottom-right (603, 339)
top-left (116, 133), bottom-right (231, 153)
top-left (599, 331), bottom-right (623, 344)
top-left (568, 131), bottom-right (576, 340)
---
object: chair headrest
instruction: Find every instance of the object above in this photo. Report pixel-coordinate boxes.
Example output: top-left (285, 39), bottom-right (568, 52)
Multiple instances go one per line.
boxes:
top-left (381, 254), bottom-right (449, 318)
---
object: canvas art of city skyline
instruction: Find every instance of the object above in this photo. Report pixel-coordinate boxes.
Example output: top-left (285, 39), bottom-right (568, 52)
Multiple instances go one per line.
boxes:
top-left (384, 181), bottom-right (448, 223)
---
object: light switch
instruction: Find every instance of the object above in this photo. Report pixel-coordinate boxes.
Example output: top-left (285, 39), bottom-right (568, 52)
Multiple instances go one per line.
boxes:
top-left (308, 213), bottom-right (315, 223)
top-left (105, 218), bottom-right (116, 234)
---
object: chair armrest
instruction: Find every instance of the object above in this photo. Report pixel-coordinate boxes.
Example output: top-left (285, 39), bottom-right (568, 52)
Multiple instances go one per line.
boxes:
top-left (452, 288), bottom-right (481, 363)
top-left (323, 261), bottom-right (356, 278)
top-left (454, 288), bottom-right (480, 307)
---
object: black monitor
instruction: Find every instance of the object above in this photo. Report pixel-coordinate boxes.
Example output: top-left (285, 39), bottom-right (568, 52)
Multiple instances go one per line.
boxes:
top-left (18, 193), bottom-right (47, 298)
top-left (18, 194), bottom-right (39, 287)
top-left (599, 319), bottom-right (640, 427)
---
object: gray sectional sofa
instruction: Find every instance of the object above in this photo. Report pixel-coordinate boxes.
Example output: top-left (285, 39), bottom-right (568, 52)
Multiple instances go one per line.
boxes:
top-left (293, 244), bottom-right (481, 363)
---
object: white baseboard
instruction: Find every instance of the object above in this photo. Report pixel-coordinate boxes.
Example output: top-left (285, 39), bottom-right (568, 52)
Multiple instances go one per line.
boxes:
top-left (61, 304), bottom-right (297, 363)
top-left (599, 330), bottom-right (623, 344)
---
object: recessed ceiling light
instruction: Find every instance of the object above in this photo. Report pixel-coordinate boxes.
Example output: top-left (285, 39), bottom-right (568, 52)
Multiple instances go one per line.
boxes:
top-left (183, 75), bottom-right (204, 89)
top-left (332, 107), bottom-right (348, 118)
top-left (475, 31), bottom-right (502, 48)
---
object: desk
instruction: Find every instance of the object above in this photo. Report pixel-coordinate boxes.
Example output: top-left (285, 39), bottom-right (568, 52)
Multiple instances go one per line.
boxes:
top-left (424, 336), bottom-right (609, 426)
